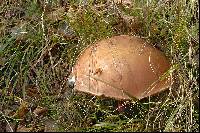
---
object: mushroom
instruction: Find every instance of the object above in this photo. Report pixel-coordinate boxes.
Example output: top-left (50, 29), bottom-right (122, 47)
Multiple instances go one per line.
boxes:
top-left (71, 35), bottom-right (172, 102)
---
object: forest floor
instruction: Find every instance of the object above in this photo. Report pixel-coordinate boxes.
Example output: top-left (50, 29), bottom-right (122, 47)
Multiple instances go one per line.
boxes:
top-left (0, 0), bottom-right (199, 132)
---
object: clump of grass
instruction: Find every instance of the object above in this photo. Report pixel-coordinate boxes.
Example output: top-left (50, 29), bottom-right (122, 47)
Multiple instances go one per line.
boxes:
top-left (0, 0), bottom-right (199, 132)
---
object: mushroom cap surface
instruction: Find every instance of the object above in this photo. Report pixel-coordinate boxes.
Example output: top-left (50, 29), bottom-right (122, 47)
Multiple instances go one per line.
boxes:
top-left (73, 35), bottom-right (172, 100)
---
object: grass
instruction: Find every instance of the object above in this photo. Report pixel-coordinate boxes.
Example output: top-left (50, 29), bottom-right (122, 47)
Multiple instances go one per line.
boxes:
top-left (0, 0), bottom-right (199, 132)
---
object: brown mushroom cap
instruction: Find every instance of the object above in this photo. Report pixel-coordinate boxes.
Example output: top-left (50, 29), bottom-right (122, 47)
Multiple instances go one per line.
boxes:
top-left (72, 35), bottom-right (172, 100)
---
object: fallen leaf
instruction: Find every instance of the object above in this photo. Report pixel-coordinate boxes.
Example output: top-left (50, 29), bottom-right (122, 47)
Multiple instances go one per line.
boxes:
top-left (16, 125), bottom-right (32, 132)
top-left (13, 101), bottom-right (29, 119)
top-left (33, 106), bottom-right (48, 116)
top-left (26, 85), bottom-right (41, 99)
